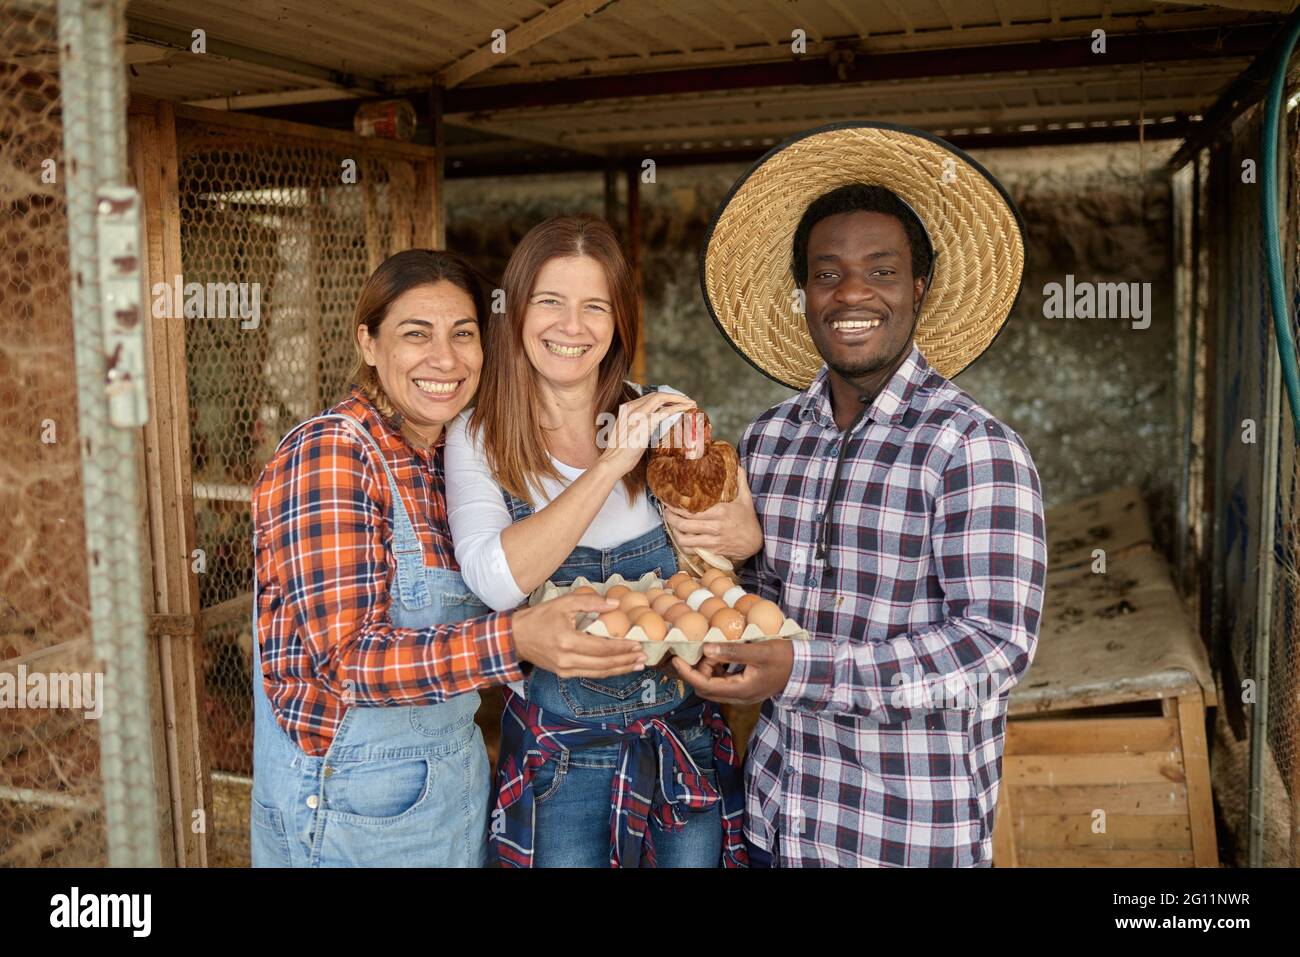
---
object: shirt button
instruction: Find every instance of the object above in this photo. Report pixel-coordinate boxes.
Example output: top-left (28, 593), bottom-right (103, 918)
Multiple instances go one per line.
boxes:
top-left (827, 444), bottom-right (839, 457)
top-left (306, 794), bottom-right (319, 809)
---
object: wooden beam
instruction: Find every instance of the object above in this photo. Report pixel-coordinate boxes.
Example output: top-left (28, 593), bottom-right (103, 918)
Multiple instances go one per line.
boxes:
top-left (440, 0), bottom-right (616, 89)
top-left (125, 17), bottom-right (384, 96)
top-left (1168, 7), bottom-right (1300, 169)
top-left (129, 98), bottom-right (213, 868)
top-left (1177, 688), bottom-right (1220, 866)
top-left (443, 23), bottom-right (1277, 113)
top-left (443, 119), bottom-right (1194, 178)
top-left (626, 165), bottom-right (645, 384)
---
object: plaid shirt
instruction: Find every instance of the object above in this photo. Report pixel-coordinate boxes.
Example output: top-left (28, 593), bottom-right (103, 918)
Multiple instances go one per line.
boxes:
top-left (252, 388), bottom-right (521, 756)
top-left (737, 344), bottom-right (1046, 866)
top-left (491, 686), bottom-right (748, 868)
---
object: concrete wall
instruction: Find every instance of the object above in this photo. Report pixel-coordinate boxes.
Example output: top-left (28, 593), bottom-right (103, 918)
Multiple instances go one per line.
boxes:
top-left (445, 138), bottom-right (1178, 552)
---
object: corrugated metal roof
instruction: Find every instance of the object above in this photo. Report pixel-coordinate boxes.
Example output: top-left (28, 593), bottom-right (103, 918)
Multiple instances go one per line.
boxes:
top-left (118, 0), bottom-right (1292, 161)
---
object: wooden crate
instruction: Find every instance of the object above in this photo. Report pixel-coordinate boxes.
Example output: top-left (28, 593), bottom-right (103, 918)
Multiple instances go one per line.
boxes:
top-left (993, 488), bottom-right (1218, 867)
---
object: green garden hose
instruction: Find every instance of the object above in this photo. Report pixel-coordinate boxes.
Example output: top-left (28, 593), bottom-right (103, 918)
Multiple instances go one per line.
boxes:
top-left (1262, 15), bottom-right (1300, 438)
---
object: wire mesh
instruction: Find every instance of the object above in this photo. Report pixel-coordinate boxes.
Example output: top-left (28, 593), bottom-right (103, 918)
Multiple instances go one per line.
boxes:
top-left (172, 115), bottom-right (433, 862)
top-left (1198, 95), bottom-right (1300, 868)
top-left (0, 0), bottom-right (107, 868)
top-left (1, 0), bottom-right (159, 867)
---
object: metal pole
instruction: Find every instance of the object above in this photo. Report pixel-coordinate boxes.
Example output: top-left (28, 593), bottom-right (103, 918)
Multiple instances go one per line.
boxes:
top-left (57, 0), bottom-right (160, 867)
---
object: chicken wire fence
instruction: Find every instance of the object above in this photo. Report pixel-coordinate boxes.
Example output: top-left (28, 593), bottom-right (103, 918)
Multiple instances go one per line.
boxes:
top-left (1181, 93), bottom-right (1300, 868)
top-left (171, 114), bottom-right (436, 863)
top-left (1, 0), bottom-right (158, 867)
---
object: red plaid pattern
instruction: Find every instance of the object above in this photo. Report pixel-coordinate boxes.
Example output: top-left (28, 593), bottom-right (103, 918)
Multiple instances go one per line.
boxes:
top-left (251, 389), bottom-right (522, 756)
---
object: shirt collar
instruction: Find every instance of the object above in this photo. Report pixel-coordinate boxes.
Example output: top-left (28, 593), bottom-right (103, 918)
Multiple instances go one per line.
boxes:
top-left (796, 343), bottom-right (933, 431)
top-left (343, 386), bottom-right (443, 463)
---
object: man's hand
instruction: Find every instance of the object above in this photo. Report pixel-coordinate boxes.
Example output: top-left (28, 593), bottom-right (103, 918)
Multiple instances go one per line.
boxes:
top-left (670, 639), bottom-right (794, 705)
top-left (661, 464), bottom-right (763, 563)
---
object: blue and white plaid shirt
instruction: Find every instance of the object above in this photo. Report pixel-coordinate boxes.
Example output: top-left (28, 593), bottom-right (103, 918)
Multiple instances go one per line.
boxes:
top-left (737, 344), bottom-right (1047, 866)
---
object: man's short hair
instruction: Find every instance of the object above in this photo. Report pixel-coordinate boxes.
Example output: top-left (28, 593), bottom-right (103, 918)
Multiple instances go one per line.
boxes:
top-left (791, 184), bottom-right (933, 286)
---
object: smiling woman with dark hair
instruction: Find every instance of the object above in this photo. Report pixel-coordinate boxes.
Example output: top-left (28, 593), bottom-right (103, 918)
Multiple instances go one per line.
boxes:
top-left (249, 248), bottom-right (640, 868)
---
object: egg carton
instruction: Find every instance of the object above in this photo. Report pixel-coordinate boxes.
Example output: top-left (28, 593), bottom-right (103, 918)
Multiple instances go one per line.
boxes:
top-left (529, 571), bottom-right (810, 665)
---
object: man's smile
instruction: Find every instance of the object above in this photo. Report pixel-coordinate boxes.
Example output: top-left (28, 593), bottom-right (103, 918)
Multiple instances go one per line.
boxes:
top-left (824, 310), bottom-right (887, 344)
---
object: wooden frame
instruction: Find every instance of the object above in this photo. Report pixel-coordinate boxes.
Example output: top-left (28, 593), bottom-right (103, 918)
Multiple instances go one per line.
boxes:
top-left (125, 95), bottom-right (444, 865)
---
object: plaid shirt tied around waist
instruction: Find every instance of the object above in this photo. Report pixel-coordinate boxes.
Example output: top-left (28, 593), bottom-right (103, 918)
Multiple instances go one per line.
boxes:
top-left (738, 344), bottom-right (1047, 867)
top-left (491, 686), bottom-right (748, 868)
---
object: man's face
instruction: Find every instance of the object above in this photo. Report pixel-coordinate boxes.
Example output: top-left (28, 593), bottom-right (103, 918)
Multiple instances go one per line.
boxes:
top-left (802, 210), bottom-right (926, 380)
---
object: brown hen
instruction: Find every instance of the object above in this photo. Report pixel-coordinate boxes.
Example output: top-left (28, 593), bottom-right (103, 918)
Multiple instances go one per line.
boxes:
top-left (647, 409), bottom-right (739, 512)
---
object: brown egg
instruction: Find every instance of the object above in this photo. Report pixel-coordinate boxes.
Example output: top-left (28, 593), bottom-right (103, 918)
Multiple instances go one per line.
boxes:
top-left (666, 572), bottom-right (692, 591)
top-left (673, 611), bottom-right (710, 641)
top-left (698, 597), bottom-right (727, 619)
top-left (650, 593), bottom-right (679, 616)
top-left (710, 607), bottom-right (747, 642)
top-left (605, 584), bottom-right (631, 601)
top-left (662, 602), bottom-right (692, 624)
top-left (699, 568), bottom-right (727, 588)
top-left (644, 587), bottom-right (667, 603)
top-left (619, 591), bottom-right (650, 613)
top-left (708, 577), bottom-right (733, 598)
top-left (597, 610), bottom-right (631, 638)
top-left (745, 599), bottom-right (785, 636)
top-left (733, 594), bottom-right (762, 615)
top-left (673, 579), bottom-right (700, 600)
top-left (571, 585), bottom-right (598, 596)
top-left (632, 610), bottom-right (668, 641)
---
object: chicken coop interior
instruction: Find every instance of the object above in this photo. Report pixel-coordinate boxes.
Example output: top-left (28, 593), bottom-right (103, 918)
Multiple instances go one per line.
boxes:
top-left (3, 0), bottom-right (1300, 868)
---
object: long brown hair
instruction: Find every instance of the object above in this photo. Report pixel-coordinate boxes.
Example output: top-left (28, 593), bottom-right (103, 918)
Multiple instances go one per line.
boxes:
top-left (347, 249), bottom-right (488, 418)
top-left (470, 215), bottom-right (643, 506)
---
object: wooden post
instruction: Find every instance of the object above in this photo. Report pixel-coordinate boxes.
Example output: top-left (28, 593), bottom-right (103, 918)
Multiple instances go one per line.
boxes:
top-left (128, 97), bottom-right (213, 867)
top-left (603, 164), bottom-right (619, 238)
top-left (1177, 687), bottom-right (1219, 867)
top-left (992, 787), bottom-right (1018, 867)
top-left (626, 164), bottom-right (645, 384)
top-left (430, 86), bottom-right (445, 249)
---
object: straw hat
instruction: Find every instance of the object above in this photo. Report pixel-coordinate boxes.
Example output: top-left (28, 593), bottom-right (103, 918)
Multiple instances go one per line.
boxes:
top-left (699, 121), bottom-right (1026, 389)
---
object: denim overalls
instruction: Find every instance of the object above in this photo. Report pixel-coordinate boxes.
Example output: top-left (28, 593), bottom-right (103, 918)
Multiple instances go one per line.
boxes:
top-left (499, 489), bottom-right (724, 868)
top-left (250, 413), bottom-right (493, 868)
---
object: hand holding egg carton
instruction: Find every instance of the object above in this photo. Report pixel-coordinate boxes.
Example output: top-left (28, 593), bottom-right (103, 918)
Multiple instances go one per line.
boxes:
top-left (529, 567), bottom-right (809, 665)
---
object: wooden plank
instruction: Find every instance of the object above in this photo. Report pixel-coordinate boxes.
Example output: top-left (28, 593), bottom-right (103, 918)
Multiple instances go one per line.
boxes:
top-left (1019, 847), bottom-right (1193, 867)
top-left (1044, 484), bottom-right (1152, 571)
top-left (627, 164), bottom-right (645, 384)
top-left (1015, 814), bottom-right (1191, 851)
top-left (363, 157), bottom-right (383, 274)
top-left (200, 592), bottom-right (254, 632)
top-left (1005, 717), bottom-right (1178, 755)
top-left (439, 0), bottom-right (615, 88)
top-left (1004, 752), bottom-right (1185, 787)
top-left (992, 788), bottom-right (1017, 867)
top-left (1014, 783), bottom-right (1187, 816)
top-left (1012, 548), bottom-right (1213, 714)
top-left (166, 99), bottom-right (436, 162)
top-left (0, 638), bottom-right (92, 673)
top-left (388, 159), bottom-right (415, 251)
top-left (1176, 687), bottom-right (1219, 866)
top-left (130, 98), bottom-right (213, 867)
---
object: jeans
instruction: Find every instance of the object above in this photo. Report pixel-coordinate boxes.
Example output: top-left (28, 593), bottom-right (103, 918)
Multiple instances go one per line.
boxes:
top-left (251, 412), bottom-right (493, 867)
top-left (504, 519), bottom-right (724, 867)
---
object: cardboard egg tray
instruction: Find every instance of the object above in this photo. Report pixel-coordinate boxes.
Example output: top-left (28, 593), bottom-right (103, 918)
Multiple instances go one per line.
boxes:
top-left (529, 571), bottom-right (810, 665)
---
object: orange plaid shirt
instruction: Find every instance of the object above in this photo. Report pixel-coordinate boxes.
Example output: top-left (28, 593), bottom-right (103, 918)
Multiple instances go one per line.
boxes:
top-left (252, 388), bottom-right (522, 756)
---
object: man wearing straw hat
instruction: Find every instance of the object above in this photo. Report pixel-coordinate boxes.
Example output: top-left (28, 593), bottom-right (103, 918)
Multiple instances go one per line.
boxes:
top-left (665, 122), bottom-right (1047, 867)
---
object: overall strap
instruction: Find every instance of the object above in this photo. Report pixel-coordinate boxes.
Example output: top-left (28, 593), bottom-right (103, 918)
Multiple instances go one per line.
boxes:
top-left (501, 485), bottom-right (535, 522)
top-left (274, 412), bottom-right (430, 608)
